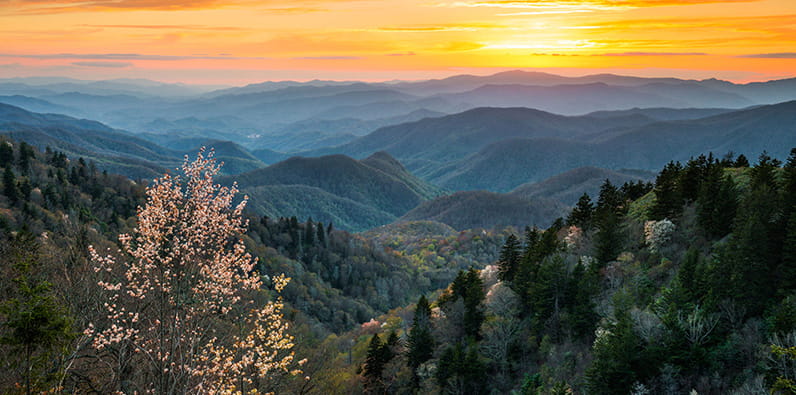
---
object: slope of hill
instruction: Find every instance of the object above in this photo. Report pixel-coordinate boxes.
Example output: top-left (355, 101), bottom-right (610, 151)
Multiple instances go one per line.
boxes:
top-left (321, 107), bottom-right (654, 165)
top-left (510, 166), bottom-right (656, 205)
top-left (400, 190), bottom-right (568, 230)
top-left (229, 152), bottom-right (445, 231)
top-left (427, 137), bottom-right (594, 192)
top-left (311, 101), bottom-right (796, 192)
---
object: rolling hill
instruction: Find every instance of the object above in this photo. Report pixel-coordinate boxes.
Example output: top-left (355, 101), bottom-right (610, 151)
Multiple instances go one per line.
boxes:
top-left (510, 167), bottom-right (656, 205)
top-left (227, 152), bottom-right (445, 231)
top-left (400, 190), bottom-right (568, 230)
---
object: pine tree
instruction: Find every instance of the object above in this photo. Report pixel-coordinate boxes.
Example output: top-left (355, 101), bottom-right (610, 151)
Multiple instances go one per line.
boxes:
top-left (651, 161), bottom-right (683, 220)
top-left (0, 141), bottom-right (13, 167)
top-left (316, 221), bottom-right (326, 246)
top-left (750, 151), bottom-right (781, 190)
top-left (363, 334), bottom-right (385, 391)
top-left (594, 210), bottom-right (621, 264)
top-left (780, 211), bottom-right (796, 293)
top-left (3, 166), bottom-right (18, 203)
top-left (567, 193), bottom-right (593, 228)
top-left (734, 154), bottom-right (750, 167)
top-left (585, 295), bottom-right (641, 395)
top-left (498, 234), bottom-right (521, 282)
top-left (407, 296), bottom-right (434, 385)
top-left (783, 148), bottom-right (796, 219)
top-left (304, 218), bottom-right (315, 246)
top-left (0, 231), bottom-right (74, 395)
top-left (677, 247), bottom-right (700, 302)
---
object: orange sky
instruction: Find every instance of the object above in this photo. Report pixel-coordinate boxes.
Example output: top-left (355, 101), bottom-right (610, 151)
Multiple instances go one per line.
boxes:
top-left (1, 0), bottom-right (795, 84)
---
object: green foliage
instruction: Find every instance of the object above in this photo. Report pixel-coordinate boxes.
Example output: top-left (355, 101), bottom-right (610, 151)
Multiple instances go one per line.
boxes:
top-left (585, 294), bottom-right (643, 395)
top-left (651, 161), bottom-right (683, 220)
top-left (436, 342), bottom-right (487, 394)
top-left (567, 192), bottom-right (593, 228)
top-left (0, 232), bottom-right (75, 394)
top-left (407, 296), bottom-right (434, 380)
top-left (498, 234), bottom-right (521, 282)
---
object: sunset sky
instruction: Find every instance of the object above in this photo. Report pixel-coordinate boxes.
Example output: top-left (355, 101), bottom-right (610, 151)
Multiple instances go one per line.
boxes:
top-left (1, 0), bottom-right (794, 84)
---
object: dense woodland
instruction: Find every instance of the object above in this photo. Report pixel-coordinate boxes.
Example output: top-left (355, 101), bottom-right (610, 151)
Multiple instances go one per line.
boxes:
top-left (1, 133), bottom-right (796, 393)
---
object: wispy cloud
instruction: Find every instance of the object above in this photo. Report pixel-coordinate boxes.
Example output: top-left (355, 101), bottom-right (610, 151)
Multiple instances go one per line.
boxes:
top-left (292, 56), bottom-right (361, 60)
top-left (445, 0), bottom-right (758, 9)
top-left (738, 53), bottom-right (796, 58)
top-left (72, 61), bottom-right (133, 67)
top-left (82, 24), bottom-right (249, 31)
top-left (377, 23), bottom-right (505, 33)
top-left (2, 0), bottom-right (348, 14)
top-left (599, 52), bottom-right (708, 56)
top-left (0, 53), bottom-right (268, 60)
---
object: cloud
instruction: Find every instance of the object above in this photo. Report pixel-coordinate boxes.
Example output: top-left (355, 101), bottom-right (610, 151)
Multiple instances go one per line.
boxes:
top-left (292, 56), bottom-right (361, 60)
top-left (738, 53), bottom-right (796, 58)
top-left (72, 61), bottom-right (133, 67)
top-left (3, 0), bottom-right (353, 13)
top-left (599, 52), bottom-right (708, 56)
top-left (376, 23), bottom-right (505, 33)
top-left (446, 0), bottom-right (758, 9)
top-left (82, 24), bottom-right (248, 31)
top-left (0, 53), bottom-right (268, 61)
top-left (386, 52), bottom-right (416, 56)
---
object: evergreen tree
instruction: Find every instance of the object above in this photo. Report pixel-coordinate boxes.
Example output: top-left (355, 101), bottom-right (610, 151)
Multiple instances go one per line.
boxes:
top-left (567, 193), bottom-right (593, 228)
top-left (697, 166), bottom-right (737, 238)
top-left (651, 161), bottom-right (683, 220)
top-left (734, 154), bottom-right (750, 167)
top-left (780, 211), bottom-right (796, 293)
top-left (407, 296), bottom-right (434, 385)
top-left (17, 141), bottom-right (34, 170)
top-left (304, 218), bottom-right (315, 246)
top-left (594, 209), bottom-right (621, 264)
top-left (436, 343), bottom-right (487, 395)
top-left (677, 247), bottom-right (701, 302)
top-left (3, 166), bottom-right (18, 203)
top-left (0, 231), bottom-right (74, 395)
top-left (567, 261), bottom-right (599, 338)
top-left (316, 221), bottom-right (326, 246)
top-left (585, 295), bottom-right (642, 395)
top-left (783, 148), bottom-right (796, 219)
top-left (596, 179), bottom-right (623, 215)
top-left (498, 234), bottom-right (521, 282)
top-left (0, 141), bottom-right (13, 167)
top-left (362, 334), bottom-right (385, 391)
top-left (680, 154), bottom-right (710, 203)
top-left (750, 151), bottom-right (781, 190)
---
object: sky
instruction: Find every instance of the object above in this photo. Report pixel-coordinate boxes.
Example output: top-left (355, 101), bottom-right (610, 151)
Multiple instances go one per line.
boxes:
top-left (0, 0), bottom-right (795, 85)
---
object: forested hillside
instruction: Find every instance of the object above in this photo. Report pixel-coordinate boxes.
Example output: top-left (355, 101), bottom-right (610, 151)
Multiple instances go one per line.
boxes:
top-left (326, 149), bottom-right (796, 394)
top-left (0, 139), bottom-right (506, 392)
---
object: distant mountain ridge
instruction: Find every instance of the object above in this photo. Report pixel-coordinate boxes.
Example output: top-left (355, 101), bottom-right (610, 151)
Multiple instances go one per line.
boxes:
top-left (303, 101), bottom-right (796, 192)
top-left (226, 152), bottom-right (445, 231)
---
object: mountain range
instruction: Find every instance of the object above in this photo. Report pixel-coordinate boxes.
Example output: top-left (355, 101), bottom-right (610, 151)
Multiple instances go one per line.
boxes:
top-left (1, 70), bottom-right (795, 232)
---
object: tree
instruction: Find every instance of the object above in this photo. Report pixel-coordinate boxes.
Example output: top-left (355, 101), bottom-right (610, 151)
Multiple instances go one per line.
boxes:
top-left (0, 231), bottom-right (74, 395)
top-left (86, 149), bottom-right (302, 393)
top-left (498, 234), bottom-right (521, 282)
top-left (362, 334), bottom-right (386, 392)
top-left (407, 296), bottom-right (434, 386)
top-left (734, 154), bottom-right (750, 167)
top-left (0, 141), bottom-right (13, 167)
top-left (567, 193), bottom-right (594, 228)
top-left (3, 166), bottom-right (18, 203)
top-left (783, 148), bottom-right (796, 220)
top-left (651, 161), bottom-right (683, 220)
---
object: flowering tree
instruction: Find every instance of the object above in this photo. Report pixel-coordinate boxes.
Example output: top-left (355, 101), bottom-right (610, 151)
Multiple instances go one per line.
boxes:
top-left (644, 219), bottom-right (676, 254)
top-left (85, 149), bottom-right (302, 394)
